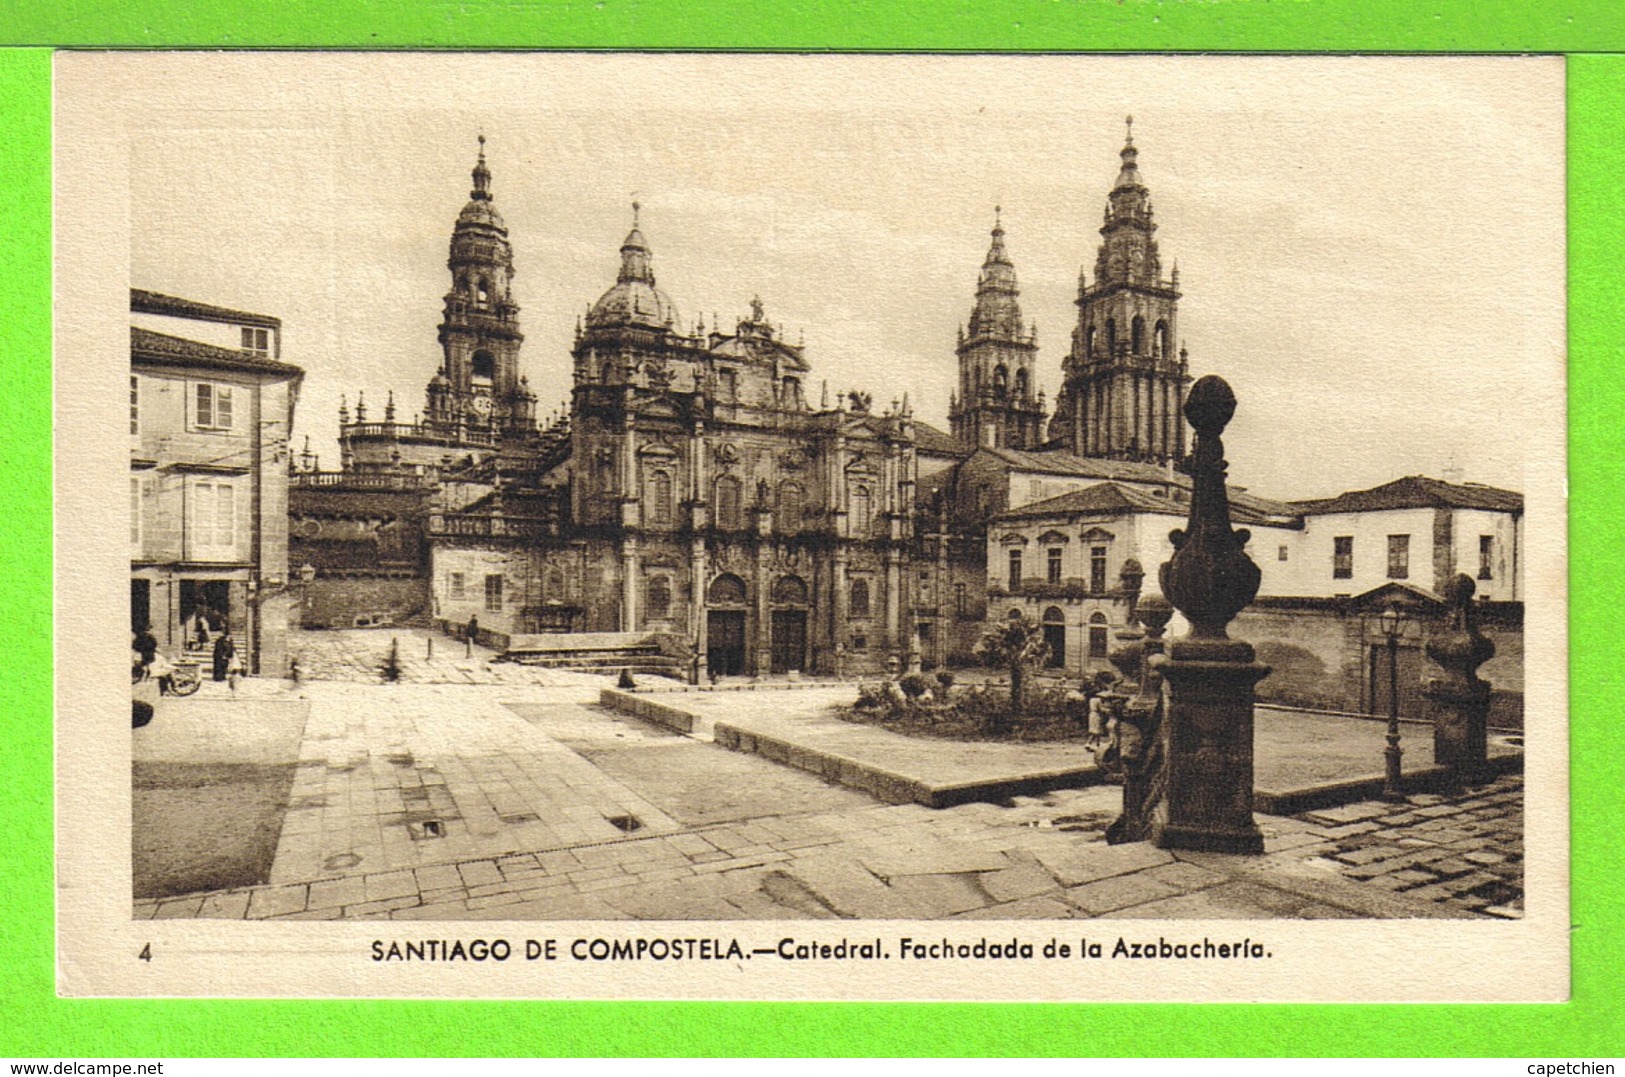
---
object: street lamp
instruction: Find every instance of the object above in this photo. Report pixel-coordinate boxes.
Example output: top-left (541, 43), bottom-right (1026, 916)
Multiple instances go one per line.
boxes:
top-left (1379, 603), bottom-right (1407, 802)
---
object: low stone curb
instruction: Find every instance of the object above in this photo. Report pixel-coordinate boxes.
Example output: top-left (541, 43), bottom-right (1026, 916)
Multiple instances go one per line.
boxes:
top-left (1255, 751), bottom-right (1523, 816)
top-left (598, 687), bottom-right (695, 734)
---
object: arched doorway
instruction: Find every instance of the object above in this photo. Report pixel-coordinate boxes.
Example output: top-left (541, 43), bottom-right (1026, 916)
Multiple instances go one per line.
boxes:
top-left (1042, 606), bottom-right (1066, 669)
top-left (706, 573), bottom-right (748, 676)
top-left (770, 575), bottom-right (810, 674)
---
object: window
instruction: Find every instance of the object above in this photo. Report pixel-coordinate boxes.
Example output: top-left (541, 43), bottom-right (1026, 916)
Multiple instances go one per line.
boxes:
top-left (718, 369), bottom-right (738, 401)
top-left (849, 578), bottom-right (871, 618)
top-left (471, 350), bottom-right (495, 384)
top-left (130, 477), bottom-right (142, 547)
top-left (715, 476), bottom-right (742, 529)
top-left (449, 572), bottom-right (466, 599)
top-left (954, 582), bottom-right (967, 619)
top-left (129, 375), bottom-right (139, 435)
top-left (189, 480), bottom-right (237, 558)
top-left (851, 634), bottom-right (868, 653)
top-left (1333, 536), bottom-right (1353, 579)
top-left (645, 470), bottom-right (673, 527)
top-left (484, 574), bottom-right (504, 612)
top-left (240, 327), bottom-right (269, 356)
top-left (1008, 549), bottom-right (1023, 590)
top-left (1479, 535), bottom-right (1495, 580)
top-left (1278, 545), bottom-right (1290, 562)
top-left (851, 484), bottom-right (872, 536)
top-left (1090, 546), bottom-right (1107, 593)
top-left (194, 382), bottom-right (234, 430)
top-left (1047, 547), bottom-right (1063, 584)
top-left (778, 481), bottom-right (803, 533)
top-left (1387, 534), bottom-right (1410, 580)
top-left (782, 377), bottom-right (801, 407)
top-left (646, 576), bottom-right (672, 620)
top-left (918, 570), bottom-right (933, 605)
top-left (1088, 612), bottom-right (1109, 659)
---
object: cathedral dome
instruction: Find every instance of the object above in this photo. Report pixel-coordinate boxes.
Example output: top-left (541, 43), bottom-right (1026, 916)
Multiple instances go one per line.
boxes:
top-left (457, 197), bottom-right (507, 233)
top-left (586, 208), bottom-right (680, 330)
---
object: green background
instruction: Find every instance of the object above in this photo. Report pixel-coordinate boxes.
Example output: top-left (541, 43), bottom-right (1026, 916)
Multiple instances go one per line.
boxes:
top-left (3, 0), bottom-right (1621, 1057)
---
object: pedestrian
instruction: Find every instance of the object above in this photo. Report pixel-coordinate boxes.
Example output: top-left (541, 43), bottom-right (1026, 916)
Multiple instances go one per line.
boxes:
top-left (133, 623), bottom-right (158, 668)
top-left (192, 609), bottom-right (210, 649)
top-left (226, 647), bottom-right (243, 693)
top-left (212, 632), bottom-right (235, 682)
top-left (149, 649), bottom-right (175, 696)
top-left (466, 614), bottom-right (479, 645)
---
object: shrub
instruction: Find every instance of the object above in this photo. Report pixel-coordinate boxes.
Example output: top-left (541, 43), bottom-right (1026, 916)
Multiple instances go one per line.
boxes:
top-left (897, 672), bottom-right (933, 700)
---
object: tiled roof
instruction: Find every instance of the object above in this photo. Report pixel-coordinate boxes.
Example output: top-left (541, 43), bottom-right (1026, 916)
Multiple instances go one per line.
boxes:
top-left (997, 480), bottom-right (1284, 527)
top-left (131, 326), bottom-right (303, 378)
top-left (1294, 476), bottom-right (1522, 515)
top-left (981, 445), bottom-right (1177, 483)
top-left (997, 481), bottom-right (1177, 519)
top-left (975, 446), bottom-right (1300, 520)
top-left (131, 289), bottom-right (281, 328)
top-left (912, 421), bottom-right (969, 457)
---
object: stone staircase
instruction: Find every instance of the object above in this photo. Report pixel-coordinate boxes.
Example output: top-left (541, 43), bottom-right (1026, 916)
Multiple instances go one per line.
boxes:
top-left (180, 632), bottom-right (247, 670)
top-left (500, 632), bottom-right (686, 679)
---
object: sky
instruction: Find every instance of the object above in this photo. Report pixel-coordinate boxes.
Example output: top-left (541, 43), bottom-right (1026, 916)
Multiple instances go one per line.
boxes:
top-left (126, 54), bottom-right (1564, 501)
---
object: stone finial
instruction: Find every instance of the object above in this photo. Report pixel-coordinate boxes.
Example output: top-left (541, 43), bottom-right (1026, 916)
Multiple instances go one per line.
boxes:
top-left (1158, 375), bottom-right (1260, 640)
top-left (1426, 573), bottom-right (1496, 688)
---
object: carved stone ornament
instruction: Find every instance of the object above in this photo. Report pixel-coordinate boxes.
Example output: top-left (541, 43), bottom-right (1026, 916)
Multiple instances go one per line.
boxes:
top-left (1158, 375), bottom-right (1261, 641)
top-left (714, 442), bottom-right (740, 469)
top-left (1426, 573), bottom-right (1496, 689)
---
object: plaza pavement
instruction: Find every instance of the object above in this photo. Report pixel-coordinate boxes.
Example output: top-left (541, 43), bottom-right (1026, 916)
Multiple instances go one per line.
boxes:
top-left (133, 628), bottom-right (1524, 923)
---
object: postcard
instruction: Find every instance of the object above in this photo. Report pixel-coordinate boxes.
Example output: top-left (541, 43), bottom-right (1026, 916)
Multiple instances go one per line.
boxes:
top-left (55, 51), bottom-right (1567, 1001)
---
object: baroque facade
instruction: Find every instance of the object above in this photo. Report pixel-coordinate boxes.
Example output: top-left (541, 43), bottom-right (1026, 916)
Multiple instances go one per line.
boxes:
top-left (295, 125), bottom-right (1524, 714)
top-left (374, 148), bottom-right (925, 676)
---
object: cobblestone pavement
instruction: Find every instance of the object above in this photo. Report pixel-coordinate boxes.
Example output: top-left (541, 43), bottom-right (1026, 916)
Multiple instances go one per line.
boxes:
top-left (1290, 776), bottom-right (1524, 918)
top-left (136, 667), bottom-right (1523, 922)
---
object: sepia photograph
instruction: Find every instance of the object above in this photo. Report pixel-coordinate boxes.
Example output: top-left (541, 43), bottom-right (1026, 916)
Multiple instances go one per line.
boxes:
top-left (54, 52), bottom-right (1567, 1001)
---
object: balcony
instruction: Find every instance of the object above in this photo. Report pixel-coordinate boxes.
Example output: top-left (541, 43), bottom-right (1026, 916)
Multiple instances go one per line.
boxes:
top-left (428, 513), bottom-right (560, 542)
top-left (291, 470), bottom-right (433, 490)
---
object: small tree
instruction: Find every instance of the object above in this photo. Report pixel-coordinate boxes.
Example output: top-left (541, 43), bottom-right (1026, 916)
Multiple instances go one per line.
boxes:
top-left (975, 614), bottom-right (1051, 733)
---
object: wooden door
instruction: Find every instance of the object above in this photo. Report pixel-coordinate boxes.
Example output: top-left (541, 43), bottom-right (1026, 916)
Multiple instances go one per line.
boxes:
top-left (771, 610), bottom-right (807, 674)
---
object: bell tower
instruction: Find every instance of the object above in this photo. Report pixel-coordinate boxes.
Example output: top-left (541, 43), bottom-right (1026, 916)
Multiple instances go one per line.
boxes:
top-left (428, 136), bottom-right (532, 433)
top-left (948, 209), bottom-right (1044, 450)
top-left (1052, 119), bottom-right (1190, 463)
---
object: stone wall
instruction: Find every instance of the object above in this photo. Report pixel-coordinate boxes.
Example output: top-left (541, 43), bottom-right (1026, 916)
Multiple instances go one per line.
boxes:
top-left (300, 575), bottom-right (429, 630)
top-left (1236, 598), bottom-right (1524, 728)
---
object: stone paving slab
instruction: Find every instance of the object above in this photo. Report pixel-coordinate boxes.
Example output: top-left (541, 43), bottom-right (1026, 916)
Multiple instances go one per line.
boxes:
top-left (264, 682), bottom-right (683, 885)
top-left (135, 657), bottom-right (1524, 925)
top-left (604, 686), bottom-right (1102, 807)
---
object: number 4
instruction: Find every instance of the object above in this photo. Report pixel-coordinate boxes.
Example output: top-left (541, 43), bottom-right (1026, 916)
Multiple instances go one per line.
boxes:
top-left (139, 943), bottom-right (152, 962)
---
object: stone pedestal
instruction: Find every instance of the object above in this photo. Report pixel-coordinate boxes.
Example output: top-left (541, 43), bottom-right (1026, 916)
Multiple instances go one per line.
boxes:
top-left (1422, 573), bottom-right (1497, 784)
top-left (1426, 678), bottom-right (1492, 779)
top-left (1153, 639), bottom-right (1269, 854)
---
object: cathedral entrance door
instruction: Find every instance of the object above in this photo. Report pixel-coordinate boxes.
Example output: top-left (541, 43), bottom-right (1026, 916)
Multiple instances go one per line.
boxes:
top-left (771, 610), bottom-right (808, 674)
top-left (707, 610), bottom-right (747, 677)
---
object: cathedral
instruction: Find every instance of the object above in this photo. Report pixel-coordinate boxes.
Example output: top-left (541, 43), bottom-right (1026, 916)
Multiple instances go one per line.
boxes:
top-left (297, 124), bottom-right (1227, 677)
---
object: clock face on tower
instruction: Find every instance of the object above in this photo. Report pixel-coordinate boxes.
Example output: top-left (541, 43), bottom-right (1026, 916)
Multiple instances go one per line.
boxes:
top-left (470, 394), bottom-right (493, 417)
